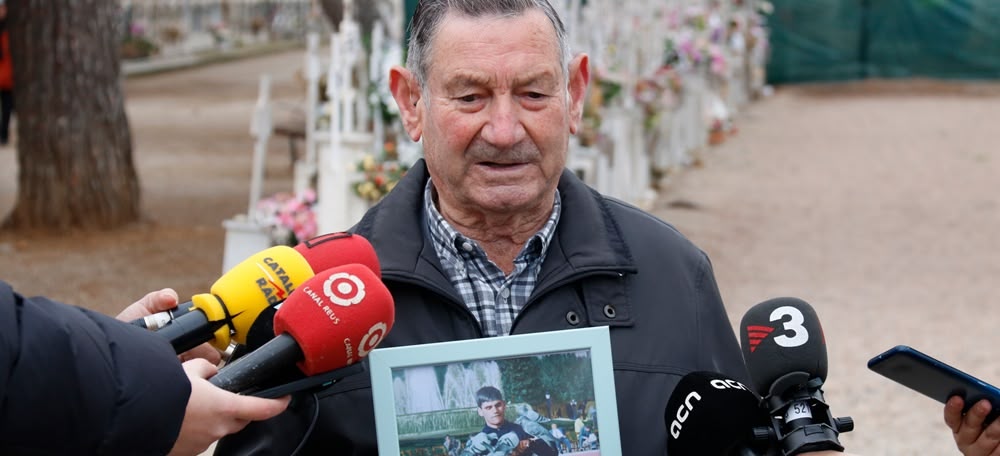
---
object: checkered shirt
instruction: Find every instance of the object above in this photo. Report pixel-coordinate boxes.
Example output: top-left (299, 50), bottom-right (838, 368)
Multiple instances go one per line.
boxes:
top-left (424, 180), bottom-right (561, 337)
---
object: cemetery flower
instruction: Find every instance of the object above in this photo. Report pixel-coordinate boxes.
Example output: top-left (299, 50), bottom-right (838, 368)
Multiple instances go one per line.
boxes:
top-left (255, 189), bottom-right (318, 246)
top-left (209, 22), bottom-right (232, 45)
top-left (352, 152), bottom-right (409, 203)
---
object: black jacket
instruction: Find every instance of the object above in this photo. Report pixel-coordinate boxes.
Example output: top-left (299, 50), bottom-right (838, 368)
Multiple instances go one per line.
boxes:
top-left (0, 281), bottom-right (190, 455)
top-left (217, 160), bottom-right (749, 455)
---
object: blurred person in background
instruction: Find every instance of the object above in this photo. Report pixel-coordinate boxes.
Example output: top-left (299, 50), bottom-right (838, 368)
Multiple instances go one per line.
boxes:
top-left (0, 1), bottom-right (12, 146)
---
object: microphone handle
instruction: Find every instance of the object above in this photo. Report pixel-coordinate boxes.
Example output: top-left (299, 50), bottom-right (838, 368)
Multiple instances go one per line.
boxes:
top-left (210, 334), bottom-right (303, 393)
top-left (155, 309), bottom-right (224, 354)
top-left (130, 301), bottom-right (196, 329)
top-left (767, 385), bottom-right (846, 455)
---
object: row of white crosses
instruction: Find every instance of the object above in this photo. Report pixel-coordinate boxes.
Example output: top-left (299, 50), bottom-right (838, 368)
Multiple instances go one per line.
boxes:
top-left (222, 12), bottom-right (375, 271)
top-left (221, 73), bottom-right (276, 273)
top-left (559, 0), bottom-right (668, 208)
top-left (223, 2), bottom-right (377, 271)
top-left (312, 3), bottom-right (375, 235)
top-left (560, 0), bottom-right (767, 208)
top-left (301, 0), bottom-right (410, 234)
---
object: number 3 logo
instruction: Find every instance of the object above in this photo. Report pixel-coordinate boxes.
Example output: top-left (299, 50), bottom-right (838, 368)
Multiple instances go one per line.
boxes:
top-left (770, 306), bottom-right (809, 347)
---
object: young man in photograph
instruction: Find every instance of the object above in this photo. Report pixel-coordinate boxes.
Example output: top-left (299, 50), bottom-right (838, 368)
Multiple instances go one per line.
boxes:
top-left (463, 386), bottom-right (557, 456)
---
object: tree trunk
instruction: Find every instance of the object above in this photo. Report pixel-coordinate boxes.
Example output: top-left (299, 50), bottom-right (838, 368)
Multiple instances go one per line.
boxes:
top-left (2, 0), bottom-right (140, 231)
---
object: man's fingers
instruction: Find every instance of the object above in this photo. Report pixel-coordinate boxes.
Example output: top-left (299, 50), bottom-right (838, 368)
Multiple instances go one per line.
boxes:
top-left (945, 396), bottom-right (967, 433)
top-left (147, 288), bottom-right (180, 313)
top-left (978, 418), bottom-right (1000, 454)
top-left (956, 399), bottom-right (994, 450)
top-left (182, 358), bottom-right (219, 379)
top-left (115, 288), bottom-right (180, 321)
top-left (230, 395), bottom-right (292, 422)
top-left (179, 343), bottom-right (223, 365)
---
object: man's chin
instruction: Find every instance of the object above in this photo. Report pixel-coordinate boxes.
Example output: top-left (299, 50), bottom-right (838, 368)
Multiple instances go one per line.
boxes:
top-left (471, 187), bottom-right (548, 212)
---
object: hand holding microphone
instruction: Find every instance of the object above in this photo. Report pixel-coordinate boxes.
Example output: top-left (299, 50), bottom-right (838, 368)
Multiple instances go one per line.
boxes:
top-left (171, 359), bottom-right (290, 456)
top-left (153, 244), bottom-right (316, 354)
top-left (117, 288), bottom-right (222, 364)
top-left (739, 297), bottom-right (853, 455)
top-left (142, 233), bottom-right (380, 355)
top-left (210, 263), bottom-right (394, 394)
top-left (132, 232), bottom-right (381, 329)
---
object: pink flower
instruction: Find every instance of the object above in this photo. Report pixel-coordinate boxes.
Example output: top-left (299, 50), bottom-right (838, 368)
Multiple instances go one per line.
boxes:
top-left (709, 46), bottom-right (727, 75)
top-left (256, 190), bottom-right (318, 245)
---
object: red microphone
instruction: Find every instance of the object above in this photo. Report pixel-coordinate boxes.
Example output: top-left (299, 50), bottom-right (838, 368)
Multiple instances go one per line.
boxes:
top-left (238, 232), bottom-right (383, 351)
top-left (209, 263), bottom-right (394, 394)
top-left (294, 232), bottom-right (381, 278)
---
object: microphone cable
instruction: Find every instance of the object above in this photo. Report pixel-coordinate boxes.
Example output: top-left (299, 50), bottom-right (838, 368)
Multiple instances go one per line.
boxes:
top-left (289, 392), bottom-right (320, 456)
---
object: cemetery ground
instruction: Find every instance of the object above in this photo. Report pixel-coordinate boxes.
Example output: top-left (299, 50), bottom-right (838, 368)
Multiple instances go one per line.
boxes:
top-left (1, 48), bottom-right (1000, 454)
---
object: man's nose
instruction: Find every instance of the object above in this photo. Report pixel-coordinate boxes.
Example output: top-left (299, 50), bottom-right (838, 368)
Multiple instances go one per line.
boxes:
top-left (481, 96), bottom-right (526, 148)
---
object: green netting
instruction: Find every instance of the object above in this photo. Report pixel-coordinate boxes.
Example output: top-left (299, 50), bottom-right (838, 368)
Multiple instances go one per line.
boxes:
top-left (766, 1), bottom-right (866, 83)
top-left (767, 0), bottom-right (1000, 83)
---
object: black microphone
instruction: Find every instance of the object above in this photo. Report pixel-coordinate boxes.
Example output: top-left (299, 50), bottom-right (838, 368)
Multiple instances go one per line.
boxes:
top-left (223, 303), bottom-right (277, 365)
top-left (739, 297), bottom-right (854, 455)
top-left (665, 371), bottom-right (772, 456)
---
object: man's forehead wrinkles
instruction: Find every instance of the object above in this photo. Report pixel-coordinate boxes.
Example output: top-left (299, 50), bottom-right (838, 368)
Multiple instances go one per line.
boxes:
top-left (443, 72), bottom-right (494, 90)
top-left (440, 70), bottom-right (559, 91)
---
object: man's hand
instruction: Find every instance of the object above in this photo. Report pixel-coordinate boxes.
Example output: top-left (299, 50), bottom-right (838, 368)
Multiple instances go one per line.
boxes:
top-left (116, 288), bottom-right (222, 364)
top-left (115, 288), bottom-right (180, 322)
top-left (168, 359), bottom-right (290, 456)
top-left (945, 396), bottom-right (1000, 456)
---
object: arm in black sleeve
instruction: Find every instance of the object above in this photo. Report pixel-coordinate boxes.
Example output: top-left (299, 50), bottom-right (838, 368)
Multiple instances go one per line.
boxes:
top-left (0, 280), bottom-right (191, 455)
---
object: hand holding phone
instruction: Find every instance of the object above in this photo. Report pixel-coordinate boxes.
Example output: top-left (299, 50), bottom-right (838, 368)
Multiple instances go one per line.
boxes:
top-left (868, 345), bottom-right (1000, 424)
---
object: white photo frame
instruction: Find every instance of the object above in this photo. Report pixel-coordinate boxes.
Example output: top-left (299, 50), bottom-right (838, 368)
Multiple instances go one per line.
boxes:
top-left (369, 326), bottom-right (621, 455)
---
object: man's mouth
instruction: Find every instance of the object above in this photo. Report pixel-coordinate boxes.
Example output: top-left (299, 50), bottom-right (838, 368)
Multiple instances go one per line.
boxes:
top-left (480, 161), bottom-right (523, 168)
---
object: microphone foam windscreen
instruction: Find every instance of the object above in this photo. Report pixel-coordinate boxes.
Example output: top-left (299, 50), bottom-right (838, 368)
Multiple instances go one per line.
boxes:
top-left (740, 297), bottom-right (828, 396)
top-left (211, 245), bottom-right (316, 345)
top-left (294, 232), bottom-right (381, 278)
top-left (274, 263), bottom-right (395, 376)
top-left (665, 371), bottom-right (767, 456)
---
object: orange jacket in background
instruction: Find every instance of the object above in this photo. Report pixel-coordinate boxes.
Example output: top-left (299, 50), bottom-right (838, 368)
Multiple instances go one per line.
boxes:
top-left (0, 31), bottom-right (12, 90)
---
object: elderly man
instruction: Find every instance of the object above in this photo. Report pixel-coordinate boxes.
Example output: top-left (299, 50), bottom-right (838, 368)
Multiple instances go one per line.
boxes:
top-left (217, 0), bottom-right (748, 454)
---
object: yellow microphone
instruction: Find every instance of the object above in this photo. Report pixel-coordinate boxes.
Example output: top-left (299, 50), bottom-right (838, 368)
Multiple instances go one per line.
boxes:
top-left (156, 245), bottom-right (314, 353)
top-left (148, 233), bottom-right (381, 354)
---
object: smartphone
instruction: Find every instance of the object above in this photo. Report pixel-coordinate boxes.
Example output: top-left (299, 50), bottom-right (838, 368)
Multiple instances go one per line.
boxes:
top-left (868, 345), bottom-right (1000, 423)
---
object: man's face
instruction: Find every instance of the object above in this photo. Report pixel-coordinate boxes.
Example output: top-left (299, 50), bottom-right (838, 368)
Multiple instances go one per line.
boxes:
top-left (477, 399), bottom-right (507, 428)
top-left (413, 9), bottom-right (587, 216)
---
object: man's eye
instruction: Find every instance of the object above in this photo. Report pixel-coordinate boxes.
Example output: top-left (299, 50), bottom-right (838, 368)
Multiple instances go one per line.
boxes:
top-left (526, 92), bottom-right (546, 99)
top-left (458, 94), bottom-right (479, 103)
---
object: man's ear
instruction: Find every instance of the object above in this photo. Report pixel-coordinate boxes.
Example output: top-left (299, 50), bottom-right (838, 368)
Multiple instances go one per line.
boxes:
top-left (389, 65), bottom-right (423, 141)
top-left (566, 53), bottom-right (590, 135)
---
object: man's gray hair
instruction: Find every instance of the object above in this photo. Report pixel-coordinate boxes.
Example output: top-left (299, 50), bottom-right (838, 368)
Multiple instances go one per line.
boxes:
top-left (405, 0), bottom-right (572, 87)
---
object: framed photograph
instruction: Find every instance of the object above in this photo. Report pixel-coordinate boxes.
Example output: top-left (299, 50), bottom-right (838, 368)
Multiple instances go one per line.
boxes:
top-left (369, 326), bottom-right (621, 456)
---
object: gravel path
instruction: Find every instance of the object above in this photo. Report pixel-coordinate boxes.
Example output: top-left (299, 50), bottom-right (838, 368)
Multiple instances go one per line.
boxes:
top-left (653, 81), bottom-right (1000, 455)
